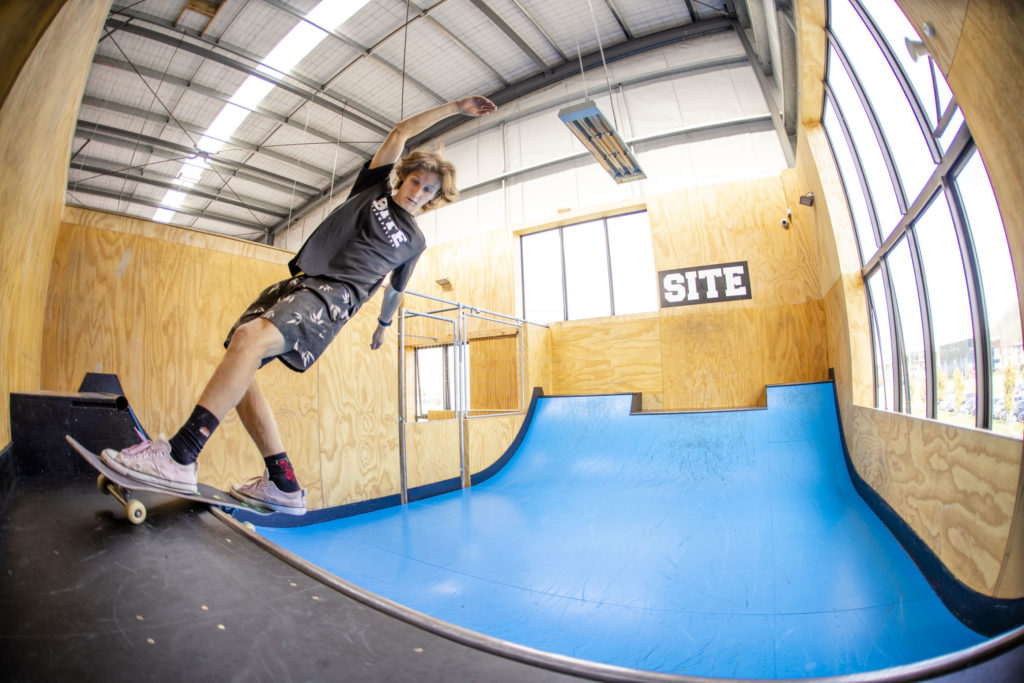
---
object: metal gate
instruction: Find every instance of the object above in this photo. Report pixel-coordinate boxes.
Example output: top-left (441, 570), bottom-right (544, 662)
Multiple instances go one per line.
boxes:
top-left (397, 291), bottom-right (525, 503)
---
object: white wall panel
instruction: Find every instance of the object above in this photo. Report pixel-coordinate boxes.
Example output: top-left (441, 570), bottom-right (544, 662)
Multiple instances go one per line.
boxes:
top-left (475, 126), bottom-right (506, 181)
top-left (435, 192), bottom-right (479, 244)
top-left (626, 80), bottom-right (685, 137)
top-left (442, 136), bottom-right (480, 188)
top-left (575, 160), bottom-right (644, 207)
top-left (664, 31), bottom-right (745, 66)
top-left (475, 185), bottom-right (506, 233)
top-left (519, 164), bottom-right (579, 224)
top-left (512, 109), bottom-right (577, 169)
top-left (635, 143), bottom-right (698, 194)
top-left (672, 67), bottom-right (747, 126)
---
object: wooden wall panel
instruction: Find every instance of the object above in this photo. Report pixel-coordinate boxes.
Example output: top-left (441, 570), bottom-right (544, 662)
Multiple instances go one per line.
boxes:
top-left (647, 176), bottom-right (819, 309)
top-left (318, 298), bottom-right (402, 508)
top-left (1, 0), bottom-right (109, 446)
top-left (796, 0), bottom-right (828, 127)
top-left (43, 223), bottom-right (205, 435)
top-left (661, 308), bottom-right (763, 409)
top-left (526, 323), bottom-right (552, 394)
top-left (0, 0), bottom-right (67, 109)
top-left (928, 0), bottom-right (1024, 600)
top-left (795, 1), bottom-right (1024, 597)
top-left (760, 301), bottom-right (828, 387)
top-left (550, 314), bottom-right (663, 396)
top-left (466, 414), bottom-right (523, 474)
top-left (850, 406), bottom-right (1021, 596)
top-left (405, 420), bottom-right (460, 489)
top-left (406, 228), bottom-right (516, 325)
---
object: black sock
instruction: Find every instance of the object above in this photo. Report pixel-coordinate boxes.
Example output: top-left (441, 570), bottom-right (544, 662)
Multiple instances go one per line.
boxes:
top-left (169, 405), bottom-right (220, 465)
top-left (264, 453), bottom-right (301, 492)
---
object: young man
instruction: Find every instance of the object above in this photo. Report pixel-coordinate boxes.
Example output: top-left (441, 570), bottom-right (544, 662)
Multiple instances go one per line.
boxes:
top-left (102, 96), bottom-right (497, 515)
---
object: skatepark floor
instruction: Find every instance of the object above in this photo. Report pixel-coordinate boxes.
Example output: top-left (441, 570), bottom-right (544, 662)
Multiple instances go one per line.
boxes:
top-left (252, 383), bottom-right (1006, 679)
top-left (0, 476), bottom-right (580, 682)
top-left (2, 382), bottom-right (1022, 681)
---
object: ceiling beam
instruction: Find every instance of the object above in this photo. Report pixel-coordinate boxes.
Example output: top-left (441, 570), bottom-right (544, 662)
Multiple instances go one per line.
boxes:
top-left (684, 0), bottom-right (699, 23)
top-left (79, 94), bottom-right (348, 182)
top-left (108, 5), bottom-right (409, 124)
top-left (103, 17), bottom-right (393, 137)
top-left (252, 0), bottom-right (447, 105)
top-left (66, 184), bottom-right (270, 235)
top-left (74, 120), bottom-right (324, 195)
top-left (69, 155), bottom-right (291, 218)
top-left (509, 0), bottom-right (568, 62)
top-left (404, 3), bottom-right (511, 88)
top-left (731, 17), bottom-right (794, 166)
top-left (407, 17), bottom-right (732, 148)
top-left (92, 55), bottom-right (374, 160)
top-left (466, 0), bottom-right (549, 72)
top-left (603, 0), bottom-right (633, 40)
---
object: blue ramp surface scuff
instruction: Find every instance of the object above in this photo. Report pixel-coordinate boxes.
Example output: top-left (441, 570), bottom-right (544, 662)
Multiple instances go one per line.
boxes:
top-left (256, 383), bottom-right (984, 678)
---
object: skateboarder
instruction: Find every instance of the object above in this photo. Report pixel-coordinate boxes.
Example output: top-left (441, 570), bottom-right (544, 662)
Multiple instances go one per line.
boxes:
top-left (101, 95), bottom-right (497, 515)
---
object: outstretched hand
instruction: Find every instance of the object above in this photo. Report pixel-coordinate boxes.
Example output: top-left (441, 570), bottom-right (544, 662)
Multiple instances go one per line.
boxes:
top-left (370, 325), bottom-right (386, 351)
top-left (457, 96), bottom-right (497, 117)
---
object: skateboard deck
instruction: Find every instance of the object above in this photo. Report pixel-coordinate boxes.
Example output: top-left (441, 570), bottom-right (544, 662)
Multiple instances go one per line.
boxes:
top-left (66, 435), bottom-right (271, 524)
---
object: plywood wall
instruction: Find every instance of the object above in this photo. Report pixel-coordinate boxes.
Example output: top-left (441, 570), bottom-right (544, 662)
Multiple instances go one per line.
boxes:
top-left (550, 175), bottom-right (829, 409)
top-left (849, 405), bottom-right (1021, 596)
top-left (0, 0), bottom-right (110, 447)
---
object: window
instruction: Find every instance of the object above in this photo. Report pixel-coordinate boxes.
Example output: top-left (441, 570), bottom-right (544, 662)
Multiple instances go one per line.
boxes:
top-left (414, 345), bottom-right (457, 421)
top-left (520, 211), bottom-right (658, 323)
top-left (823, 0), bottom-right (1022, 436)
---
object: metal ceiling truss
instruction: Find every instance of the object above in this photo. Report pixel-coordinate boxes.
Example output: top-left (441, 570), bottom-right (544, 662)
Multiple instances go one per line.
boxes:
top-left (71, 124), bottom-right (321, 198)
top-left (102, 17), bottom-right (393, 135)
top-left (79, 95), bottom-right (343, 180)
top-left (72, 1), bottom-right (782, 243)
top-left (89, 55), bottom-right (375, 160)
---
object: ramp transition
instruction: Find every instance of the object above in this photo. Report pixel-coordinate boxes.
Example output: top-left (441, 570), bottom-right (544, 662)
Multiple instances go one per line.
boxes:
top-left (254, 382), bottom-right (989, 679)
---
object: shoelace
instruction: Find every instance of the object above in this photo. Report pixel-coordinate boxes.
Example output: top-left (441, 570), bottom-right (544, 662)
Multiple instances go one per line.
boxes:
top-left (238, 475), bottom-right (268, 492)
top-left (121, 439), bottom-right (158, 459)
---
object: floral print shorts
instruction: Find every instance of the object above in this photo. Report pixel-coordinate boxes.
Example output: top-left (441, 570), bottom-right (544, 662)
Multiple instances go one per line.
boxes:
top-left (226, 275), bottom-right (356, 372)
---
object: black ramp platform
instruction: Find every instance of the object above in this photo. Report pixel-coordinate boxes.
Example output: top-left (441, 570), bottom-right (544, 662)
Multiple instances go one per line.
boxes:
top-left (0, 476), bottom-right (580, 682)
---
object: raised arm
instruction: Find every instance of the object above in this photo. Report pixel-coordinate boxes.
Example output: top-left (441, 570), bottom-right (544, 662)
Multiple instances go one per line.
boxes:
top-left (370, 96), bottom-right (497, 169)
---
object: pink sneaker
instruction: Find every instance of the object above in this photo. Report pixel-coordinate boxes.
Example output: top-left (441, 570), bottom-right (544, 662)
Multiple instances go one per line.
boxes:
top-left (231, 470), bottom-right (307, 515)
top-left (101, 435), bottom-right (199, 495)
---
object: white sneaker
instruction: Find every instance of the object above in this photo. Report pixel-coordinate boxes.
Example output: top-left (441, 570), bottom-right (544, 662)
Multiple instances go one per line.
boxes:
top-left (231, 470), bottom-right (307, 515)
top-left (101, 435), bottom-right (199, 495)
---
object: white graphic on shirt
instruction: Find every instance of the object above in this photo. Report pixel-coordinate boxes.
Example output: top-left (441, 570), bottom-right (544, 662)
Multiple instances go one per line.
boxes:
top-left (371, 196), bottom-right (410, 248)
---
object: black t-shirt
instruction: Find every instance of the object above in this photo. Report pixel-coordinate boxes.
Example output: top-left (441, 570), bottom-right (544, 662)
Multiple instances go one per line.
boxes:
top-left (288, 162), bottom-right (426, 313)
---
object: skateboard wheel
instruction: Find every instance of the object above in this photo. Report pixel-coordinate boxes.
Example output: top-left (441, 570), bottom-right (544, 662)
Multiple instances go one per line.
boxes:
top-left (125, 499), bottom-right (147, 525)
top-left (97, 474), bottom-right (110, 494)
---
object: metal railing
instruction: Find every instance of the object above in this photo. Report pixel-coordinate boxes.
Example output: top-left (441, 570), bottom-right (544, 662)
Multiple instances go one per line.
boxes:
top-left (397, 291), bottom-right (527, 503)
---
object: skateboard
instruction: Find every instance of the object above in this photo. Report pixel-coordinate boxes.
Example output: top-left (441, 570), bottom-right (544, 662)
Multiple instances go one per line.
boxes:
top-left (66, 435), bottom-right (271, 524)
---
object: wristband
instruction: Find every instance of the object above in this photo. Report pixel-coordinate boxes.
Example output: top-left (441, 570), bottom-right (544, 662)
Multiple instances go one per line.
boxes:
top-left (377, 317), bottom-right (392, 327)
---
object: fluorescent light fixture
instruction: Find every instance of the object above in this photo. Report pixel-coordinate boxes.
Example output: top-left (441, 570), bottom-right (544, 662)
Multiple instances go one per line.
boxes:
top-left (558, 100), bottom-right (645, 183)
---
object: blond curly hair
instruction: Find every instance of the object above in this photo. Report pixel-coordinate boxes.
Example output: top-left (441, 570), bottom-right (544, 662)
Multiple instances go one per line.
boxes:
top-left (391, 150), bottom-right (458, 212)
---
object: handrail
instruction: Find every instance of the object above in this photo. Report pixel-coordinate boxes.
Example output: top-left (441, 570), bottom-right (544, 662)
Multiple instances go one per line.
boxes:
top-left (398, 291), bottom-right (529, 502)
top-left (405, 289), bottom-right (549, 328)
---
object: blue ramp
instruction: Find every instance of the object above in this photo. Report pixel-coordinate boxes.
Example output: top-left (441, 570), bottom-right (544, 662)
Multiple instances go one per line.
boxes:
top-left (255, 383), bottom-right (984, 678)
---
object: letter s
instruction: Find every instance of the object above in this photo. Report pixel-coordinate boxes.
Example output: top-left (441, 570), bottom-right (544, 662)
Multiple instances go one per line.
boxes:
top-left (663, 272), bottom-right (686, 303)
